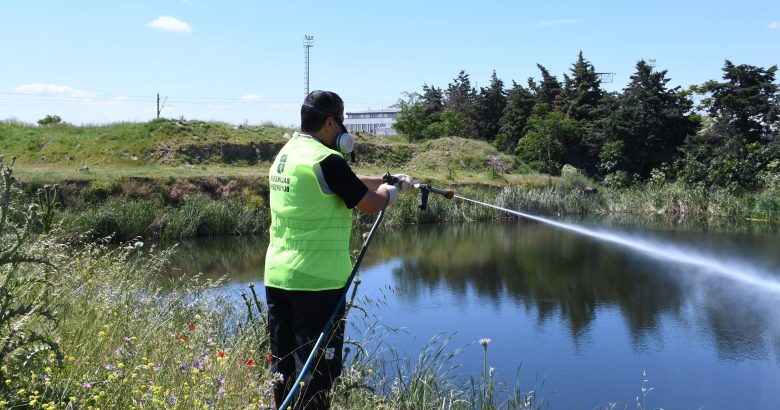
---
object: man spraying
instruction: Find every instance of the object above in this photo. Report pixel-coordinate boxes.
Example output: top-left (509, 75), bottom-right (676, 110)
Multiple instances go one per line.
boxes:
top-left (264, 90), bottom-right (414, 409)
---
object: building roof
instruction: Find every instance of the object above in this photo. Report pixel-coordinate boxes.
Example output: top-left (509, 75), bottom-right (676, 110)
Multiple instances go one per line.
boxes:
top-left (345, 107), bottom-right (400, 115)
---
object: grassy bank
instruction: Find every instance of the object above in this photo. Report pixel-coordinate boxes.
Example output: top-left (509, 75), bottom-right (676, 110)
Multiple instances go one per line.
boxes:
top-left (45, 175), bottom-right (778, 243)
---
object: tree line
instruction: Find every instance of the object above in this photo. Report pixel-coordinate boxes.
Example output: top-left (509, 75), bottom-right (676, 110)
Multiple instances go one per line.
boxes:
top-left (394, 52), bottom-right (780, 193)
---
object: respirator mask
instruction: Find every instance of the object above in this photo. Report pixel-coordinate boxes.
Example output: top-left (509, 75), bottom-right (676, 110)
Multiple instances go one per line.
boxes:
top-left (302, 101), bottom-right (355, 154)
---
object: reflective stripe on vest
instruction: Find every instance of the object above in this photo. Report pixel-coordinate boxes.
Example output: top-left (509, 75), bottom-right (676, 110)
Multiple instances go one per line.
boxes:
top-left (263, 133), bottom-right (353, 291)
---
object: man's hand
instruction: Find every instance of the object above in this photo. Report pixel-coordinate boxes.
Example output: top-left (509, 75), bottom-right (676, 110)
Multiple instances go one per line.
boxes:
top-left (392, 174), bottom-right (415, 194)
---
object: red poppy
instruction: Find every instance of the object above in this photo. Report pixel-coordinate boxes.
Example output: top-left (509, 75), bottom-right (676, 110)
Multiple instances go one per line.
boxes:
top-left (266, 353), bottom-right (273, 362)
top-left (245, 359), bottom-right (256, 366)
top-left (187, 322), bottom-right (196, 331)
top-left (217, 351), bottom-right (226, 358)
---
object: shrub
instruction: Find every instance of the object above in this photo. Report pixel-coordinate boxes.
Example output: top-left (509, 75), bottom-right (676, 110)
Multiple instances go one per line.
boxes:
top-left (37, 114), bottom-right (62, 126)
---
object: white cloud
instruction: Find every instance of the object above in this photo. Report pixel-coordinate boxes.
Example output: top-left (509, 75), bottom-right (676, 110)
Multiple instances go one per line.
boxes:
top-left (537, 19), bottom-right (579, 26)
top-left (241, 94), bottom-right (262, 102)
top-left (147, 16), bottom-right (192, 33)
top-left (769, 21), bottom-right (780, 29)
top-left (15, 83), bottom-right (92, 98)
top-left (207, 104), bottom-right (226, 110)
top-left (114, 95), bottom-right (129, 101)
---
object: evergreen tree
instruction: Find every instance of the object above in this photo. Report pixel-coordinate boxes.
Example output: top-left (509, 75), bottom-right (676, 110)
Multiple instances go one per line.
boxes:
top-left (557, 51), bottom-right (604, 122)
top-left (555, 52), bottom-right (609, 172)
top-left (498, 80), bottom-right (535, 152)
top-left (420, 84), bottom-right (444, 117)
top-left (531, 64), bottom-right (562, 106)
top-left (603, 60), bottom-right (698, 178)
top-left (445, 70), bottom-right (476, 137)
top-left (699, 60), bottom-right (779, 144)
top-left (679, 61), bottom-right (780, 191)
top-left (472, 70), bottom-right (507, 141)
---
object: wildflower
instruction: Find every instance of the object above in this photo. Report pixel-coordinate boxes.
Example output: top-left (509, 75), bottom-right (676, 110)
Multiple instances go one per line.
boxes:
top-left (104, 363), bottom-right (115, 370)
top-left (195, 314), bottom-right (202, 320)
top-left (81, 382), bottom-right (92, 389)
top-left (68, 356), bottom-right (76, 362)
top-left (217, 351), bottom-right (226, 358)
top-left (98, 331), bottom-right (106, 338)
top-left (207, 338), bottom-right (215, 346)
top-left (479, 338), bottom-right (491, 347)
top-left (177, 334), bottom-right (188, 342)
top-left (245, 359), bottom-right (256, 366)
top-left (124, 336), bottom-right (132, 342)
top-left (188, 322), bottom-right (197, 331)
top-left (266, 353), bottom-right (273, 362)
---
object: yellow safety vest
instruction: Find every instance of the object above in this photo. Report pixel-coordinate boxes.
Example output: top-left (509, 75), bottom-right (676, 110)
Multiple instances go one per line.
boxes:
top-left (264, 133), bottom-right (354, 290)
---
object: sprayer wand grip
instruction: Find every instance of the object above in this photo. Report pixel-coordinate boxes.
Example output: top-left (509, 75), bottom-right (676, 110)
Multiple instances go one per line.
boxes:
top-left (427, 185), bottom-right (455, 199)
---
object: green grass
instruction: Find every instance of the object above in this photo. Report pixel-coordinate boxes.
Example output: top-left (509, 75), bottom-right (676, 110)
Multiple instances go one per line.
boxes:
top-left (0, 119), bottom-right (289, 168)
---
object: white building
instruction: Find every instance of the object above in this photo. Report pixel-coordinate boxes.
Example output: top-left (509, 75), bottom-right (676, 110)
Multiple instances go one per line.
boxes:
top-left (344, 108), bottom-right (400, 136)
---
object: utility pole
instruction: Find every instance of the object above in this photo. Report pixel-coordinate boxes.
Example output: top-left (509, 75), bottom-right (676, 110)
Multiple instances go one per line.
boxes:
top-left (304, 35), bottom-right (314, 97)
top-left (156, 93), bottom-right (167, 119)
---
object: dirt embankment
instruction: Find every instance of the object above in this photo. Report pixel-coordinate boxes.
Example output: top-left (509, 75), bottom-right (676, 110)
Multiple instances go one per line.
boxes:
top-left (155, 141), bottom-right (287, 165)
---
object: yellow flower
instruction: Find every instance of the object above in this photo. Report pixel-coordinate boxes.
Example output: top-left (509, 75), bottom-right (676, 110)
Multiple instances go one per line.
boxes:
top-left (29, 399), bottom-right (37, 406)
top-left (195, 314), bottom-right (202, 320)
top-left (17, 388), bottom-right (25, 395)
top-left (68, 356), bottom-right (76, 362)
top-left (5, 379), bottom-right (10, 385)
top-left (117, 363), bottom-right (124, 369)
top-left (1, 365), bottom-right (7, 372)
top-left (98, 331), bottom-right (106, 338)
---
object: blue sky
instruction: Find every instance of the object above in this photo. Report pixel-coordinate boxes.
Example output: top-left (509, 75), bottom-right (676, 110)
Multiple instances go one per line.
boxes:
top-left (1, 0), bottom-right (779, 126)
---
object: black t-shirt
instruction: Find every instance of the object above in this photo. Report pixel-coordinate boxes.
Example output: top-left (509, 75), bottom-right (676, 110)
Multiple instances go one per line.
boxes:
top-left (319, 154), bottom-right (368, 209)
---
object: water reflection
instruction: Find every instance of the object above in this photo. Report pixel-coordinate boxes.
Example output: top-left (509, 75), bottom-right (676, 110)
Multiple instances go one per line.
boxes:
top-left (371, 221), bottom-right (780, 361)
top-left (168, 218), bottom-right (780, 365)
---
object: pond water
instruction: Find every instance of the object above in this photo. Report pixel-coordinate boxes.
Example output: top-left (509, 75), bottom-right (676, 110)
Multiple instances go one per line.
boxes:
top-left (167, 216), bottom-right (780, 409)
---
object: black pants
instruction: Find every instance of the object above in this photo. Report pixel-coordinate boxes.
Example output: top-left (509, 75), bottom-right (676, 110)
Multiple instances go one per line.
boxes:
top-left (266, 286), bottom-right (346, 410)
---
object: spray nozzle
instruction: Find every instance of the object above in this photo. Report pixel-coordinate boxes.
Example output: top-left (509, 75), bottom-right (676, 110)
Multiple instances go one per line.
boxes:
top-left (414, 183), bottom-right (455, 210)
